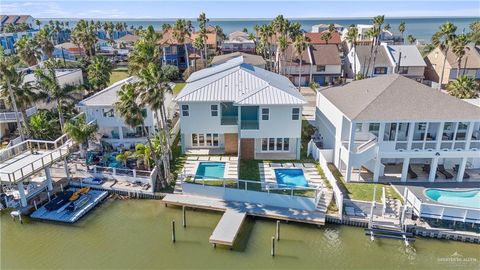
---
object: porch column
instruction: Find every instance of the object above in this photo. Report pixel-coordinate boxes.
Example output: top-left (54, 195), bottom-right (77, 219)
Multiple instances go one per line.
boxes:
top-left (347, 122), bottom-right (356, 153)
top-left (44, 167), bottom-right (53, 191)
top-left (373, 157), bottom-right (381, 182)
top-left (296, 138), bottom-right (301, 159)
top-left (400, 158), bottom-right (410, 182)
top-left (456, 157), bottom-right (468, 182)
top-left (465, 121), bottom-right (475, 150)
top-left (378, 122), bottom-right (386, 142)
top-left (118, 126), bottom-right (124, 140)
top-left (345, 162), bottom-right (353, 182)
top-left (435, 122), bottom-right (445, 150)
top-left (406, 122), bottom-right (415, 150)
top-left (64, 158), bottom-right (70, 180)
top-left (17, 182), bottom-right (27, 207)
top-left (428, 157), bottom-right (439, 182)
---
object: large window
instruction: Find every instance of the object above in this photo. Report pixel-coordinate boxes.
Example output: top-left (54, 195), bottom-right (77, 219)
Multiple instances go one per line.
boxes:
top-left (261, 138), bottom-right (290, 152)
top-left (211, 105), bottom-right (218, 116)
top-left (316, 65), bottom-right (326, 72)
top-left (292, 108), bottom-right (300, 120)
top-left (181, 105), bottom-right (189, 116)
top-left (191, 133), bottom-right (219, 147)
top-left (369, 123), bottom-right (380, 137)
top-left (261, 108), bottom-right (269, 120)
top-left (103, 108), bottom-right (114, 117)
top-left (374, 67), bottom-right (388, 74)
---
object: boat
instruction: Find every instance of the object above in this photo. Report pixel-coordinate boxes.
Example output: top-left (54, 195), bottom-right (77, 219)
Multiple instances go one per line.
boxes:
top-left (69, 187), bottom-right (91, 201)
top-left (44, 191), bottom-right (74, 211)
top-left (66, 194), bottom-right (91, 212)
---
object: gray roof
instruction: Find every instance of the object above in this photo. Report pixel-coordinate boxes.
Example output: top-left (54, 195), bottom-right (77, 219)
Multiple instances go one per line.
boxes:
top-left (176, 56), bottom-right (306, 105)
top-left (355, 45), bottom-right (392, 67)
top-left (319, 74), bottom-right (480, 122)
top-left (211, 52), bottom-right (266, 67)
top-left (387, 45), bottom-right (426, 67)
top-left (78, 76), bottom-right (139, 107)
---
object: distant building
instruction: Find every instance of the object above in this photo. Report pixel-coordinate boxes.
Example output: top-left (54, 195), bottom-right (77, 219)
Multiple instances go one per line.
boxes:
top-left (157, 29), bottom-right (194, 71)
top-left (211, 52), bottom-right (266, 69)
top-left (305, 31), bottom-right (342, 45)
top-left (311, 23), bottom-right (344, 33)
top-left (221, 31), bottom-right (255, 54)
top-left (0, 15), bottom-right (34, 29)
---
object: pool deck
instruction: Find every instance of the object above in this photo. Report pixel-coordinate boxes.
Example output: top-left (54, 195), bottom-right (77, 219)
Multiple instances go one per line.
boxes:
top-left (259, 162), bottom-right (324, 188)
top-left (163, 193), bottom-right (325, 246)
top-left (183, 156), bottom-right (238, 179)
top-left (393, 182), bottom-right (480, 204)
top-left (30, 188), bottom-right (108, 223)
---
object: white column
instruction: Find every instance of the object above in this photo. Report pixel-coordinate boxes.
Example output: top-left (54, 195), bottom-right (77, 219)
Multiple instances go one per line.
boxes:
top-left (464, 122), bottom-right (475, 150)
top-left (64, 158), bottom-right (70, 180)
top-left (400, 158), bottom-right (410, 182)
top-left (406, 122), bottom-right (415, 150)
top-left (345, 162), bottom-right (353, 182)
top-left (44, 167), bottom-right (53, 191)
top-left (17, 182), bottom-right (27, 207)
top-left (435, 122), bottom-right (445, 150)
top-left (428, 157), bottom-right (439, 182)
top-left (378, 122), bottom-right (386, 142)
top-left (118, 126), bottom-right (124, 140)
top-left (457, 157), bottom-right (468, 182)
top-left (347, 122), bottom-right (356, 152)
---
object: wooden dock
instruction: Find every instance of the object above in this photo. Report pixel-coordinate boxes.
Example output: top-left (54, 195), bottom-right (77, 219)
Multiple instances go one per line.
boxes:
top-left (163, 193), bottom-right (325, 247)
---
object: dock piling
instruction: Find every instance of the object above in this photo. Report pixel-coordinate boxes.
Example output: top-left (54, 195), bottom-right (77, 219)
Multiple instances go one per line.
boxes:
top-left (276, 221), bottom-right (280, 241)
top-left (172, 220), bottom-right (176, 243)
top-left (182, 206), bottom-right (186, 227)
top-left (271, 236), bottom-right (275, 256)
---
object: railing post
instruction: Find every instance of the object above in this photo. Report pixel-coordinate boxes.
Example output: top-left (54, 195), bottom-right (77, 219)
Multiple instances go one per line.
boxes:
top-left (245, 181), bottom-right (247, 191)
top-left (133, 169), bottom-right (136, 178)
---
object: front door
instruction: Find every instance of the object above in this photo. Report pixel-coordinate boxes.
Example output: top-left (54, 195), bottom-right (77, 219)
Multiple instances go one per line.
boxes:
top-left (240, 138), bottom-right (255, 160)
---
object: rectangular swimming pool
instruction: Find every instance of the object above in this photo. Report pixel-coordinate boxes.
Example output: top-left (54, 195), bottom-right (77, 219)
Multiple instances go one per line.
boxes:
top-left (195, 162), bottom-right (226, 180)
top-left (274, 169), bottom-right (308, 187)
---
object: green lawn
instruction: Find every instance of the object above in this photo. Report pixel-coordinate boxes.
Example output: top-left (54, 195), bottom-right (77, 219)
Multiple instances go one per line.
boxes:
top-left (172, 82), bottom-right (186, 94)
top-left (109, 70), bottom-right (130, 86)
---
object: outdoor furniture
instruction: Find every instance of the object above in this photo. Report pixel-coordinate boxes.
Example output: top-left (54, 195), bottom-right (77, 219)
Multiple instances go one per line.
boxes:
top-left (407, 165), bottom-right (418, 179)
top-left (454, 164), bottom-right (470, 179)
top-left (437, 165), bottom-right (453, 179)
top-left (422, 164), bottom-right (438, 178)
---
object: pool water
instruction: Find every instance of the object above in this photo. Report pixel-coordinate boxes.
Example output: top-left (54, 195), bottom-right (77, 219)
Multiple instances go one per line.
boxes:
top-left (195, 162), bottom-right (226, 179)
top-left (274, 169), bottom-right (308, 187)
top-left (425, 189), bottom-right (480, 209)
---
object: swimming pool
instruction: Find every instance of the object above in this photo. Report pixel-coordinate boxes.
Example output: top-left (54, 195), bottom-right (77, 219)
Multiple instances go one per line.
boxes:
top-left (195, 162), bottom-right (226, 180)
top-left (274, 169), bottom-right (308, 187)
top-left (424, 189), bottom-right (480, 209)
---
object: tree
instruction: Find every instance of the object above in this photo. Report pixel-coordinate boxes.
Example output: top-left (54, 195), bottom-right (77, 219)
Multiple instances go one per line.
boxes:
top-left (294, 34), bottom-right (308, 90)
top-left (173, 19), bottom-right (193, 71)
top-left (35, 19), bottom-right (41, 30)
top-left (162, 65), bottom-right (180, 81)
top-left (451, 34), bottom-right (471, 78)
top-left (128, 25), bottom-right (161, 75)
top-left (346, 26), bottom-right (359, 80)
top-left (15, 36), bottom-right (41, 66)
top-left (71, 20), bottom-right (97, 58)
top-left (398, 21), bottom-right (406, 44)
top-left (367, 15), bottom-right (385, 77)
top-left (133, 143), bottom-right (152, 170)
top-left (197, 12), bottom-right (209, 66)
top-left (64, 114), bottom-right (98, 158)
top-left (469, 20), bottom-right (480, 45)
top-left (35, 28), bottom-right (55, 59)
top-left (446, 76), bottom-right (479, 99)
top-left (28, 111), bottom-right (59, 140)
top-left (116, 150), bottom-right (132, 168)
top-left (0, 50), bottom-right (24, 138)
top-left (87, 56), bottom-right (113, 93)
top-left (35, 62), bottom-right (82, 131)
top-left (432, 22), bottom-right (457, 90)
top-left (192, 36), bottom-right (204, 72)
top-left (407, 34), bottom-right (417, 45)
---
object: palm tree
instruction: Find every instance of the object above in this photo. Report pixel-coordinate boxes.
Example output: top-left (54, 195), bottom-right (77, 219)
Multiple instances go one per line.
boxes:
top-left (35, 28), bottom-right (55, 59)
top-left (64, 115), bottom-right (98, 158)
top-left (346, 26), bottom-right (359, 80)
top-left (15, 36), bottom-right (41, 66)
top-left (0, 50), bottom-right (24, 138)
top-left (197, 12), bottom-right (209, 66)
top-left (384, 23), bottom-right (391, 32)
top-left (116, 150), bottom-right (132, 168)
top-left (72, 20), bottom-right (97, 58)
top-left (294, 34), bottom-right (308, 90)
top-left (320, 31), bottom-right (332, 44)
top-left (29, 111), bottom-right (59, 140)
top-left (173, 19), bottom-right (193, 70)
top-left (432, 22), bottom-right (457, 90)
top-left (133, 143), bottom-right (152, 170)
top-left (128, 25), bottom-right (161, 75)
top-left (469, 20), bottom-right (480, 45)
top-left (87, 56), bottom-right (113, 93)
top-left (446, 76), bottom-right (479, 99)
top-left (451, 34), bottom-right (471, 78)
top-left (192, 36), bottom-right (204, 71)
top-left (35, 19), bottom-right (41, 30)
top-left (35, 63), bottom-right (82, 131)
top-left (368, 15), bottom-right (385, 77)
top-left (407, 34), bottom-right (417, 45)
top-left (398, 21), bottom-right (406, 44)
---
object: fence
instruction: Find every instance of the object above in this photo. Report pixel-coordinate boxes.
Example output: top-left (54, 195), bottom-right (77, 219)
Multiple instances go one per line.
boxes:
top-left (88, 165), bottom-right (155, 185)
top-left (308, 139), bottom-right (344, 219)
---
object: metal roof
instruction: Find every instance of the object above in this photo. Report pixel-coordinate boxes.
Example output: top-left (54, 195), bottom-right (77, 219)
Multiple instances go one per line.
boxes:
top-left (176, 56), bottom-right (306, 105)
top-left (387, 45), bottom-right (426, 67)
top-left (78, 76), bottom-right (139, 107)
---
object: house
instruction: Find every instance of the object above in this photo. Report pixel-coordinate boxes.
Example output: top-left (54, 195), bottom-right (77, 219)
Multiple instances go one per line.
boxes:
top-left (311, 23), bottom-right (344, 33)
top-left (211, 52), bottom-right (266, 69)
top-left (315, 74), bottom-right (480, 183)
top-left (77, 76), bottom-right (174, 150)
top-left (341, 24), bottom-right (399, 47)
top-left (190, 27), bottom-right (221, 57)
top-left (221, 31), bottom-right (256, 54)
top-left (0, 15), bottom-right (34, 29)
top-left (157, 29), bottom-right (193, 71)
top-left (424, 45), bottom-right (480, 86)
top-left (175, 56), bottom-right (306, 160)
top-left (53, 42), bottom-right (85, 60)
top-left (0, 30), bottom-right (38, 55)
top-left (348, 44), bottom-right (425, 79)
top-left (284, 44), bottom-right (342, 86)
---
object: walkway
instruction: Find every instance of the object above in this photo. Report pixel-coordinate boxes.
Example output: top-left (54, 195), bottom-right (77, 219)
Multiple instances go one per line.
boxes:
top-left (209, 209), bottom-right (247, 247)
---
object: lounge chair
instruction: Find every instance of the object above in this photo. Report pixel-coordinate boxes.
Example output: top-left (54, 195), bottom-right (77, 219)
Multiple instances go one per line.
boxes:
top-left (407, 165), bottom-right (418, 179)
top-left (422, 164), bottom-right (438, 178)
top-left (454, 164), bottom-right (470, 179)
top-left (437, 165), bottom-right (453, 179)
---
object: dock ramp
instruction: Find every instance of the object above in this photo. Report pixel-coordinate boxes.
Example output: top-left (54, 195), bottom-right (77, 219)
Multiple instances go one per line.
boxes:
top-left (209, 209), bottom-right (247, 247)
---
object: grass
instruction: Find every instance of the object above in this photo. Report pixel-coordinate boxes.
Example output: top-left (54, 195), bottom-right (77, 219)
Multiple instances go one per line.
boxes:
top-left (109, 69), bottom-right (129, 86)
top-left (172, 82), bottom-right (186, 94)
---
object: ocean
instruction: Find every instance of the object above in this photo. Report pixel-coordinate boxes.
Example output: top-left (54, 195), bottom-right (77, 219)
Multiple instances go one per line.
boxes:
top-left (40, 17), bottom-right (477, 42)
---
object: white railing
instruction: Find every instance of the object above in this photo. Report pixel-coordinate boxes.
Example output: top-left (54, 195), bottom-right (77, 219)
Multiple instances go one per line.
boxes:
top-left (381, 186), bottom-right (386, 216)
top-left (88, 165), bottom-right (154, 185)
top-left (0, 111), bottom-right (21, 122)
top-left (25, 106), bottom-right (38, 117)
top-left (356, 137), bottom-right (378, 153)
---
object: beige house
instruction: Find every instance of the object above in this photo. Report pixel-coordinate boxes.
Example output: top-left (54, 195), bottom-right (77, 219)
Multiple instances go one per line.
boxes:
top-left (424, 45), bottom-right (480, 86)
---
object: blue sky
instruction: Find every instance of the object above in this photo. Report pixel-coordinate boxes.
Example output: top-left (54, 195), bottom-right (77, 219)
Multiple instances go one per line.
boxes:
top-left (2, 0), bottom-right (479, 19)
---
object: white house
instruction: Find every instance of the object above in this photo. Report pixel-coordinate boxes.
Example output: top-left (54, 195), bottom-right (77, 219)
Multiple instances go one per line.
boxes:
top-left (311, 23), bottom-right (344, 33)
top-left (176, 56), bottom-right (306, 160)
top-left (348, 44), bottom-right (426, 80)
top-left (221, 31), bottom-right (256, 54)
top-left (315, 74), bottom-right (480, 183)
top-left (77, 76), bottom-right (174, 150)
top-left (342, 24), bottom-right (397, 48)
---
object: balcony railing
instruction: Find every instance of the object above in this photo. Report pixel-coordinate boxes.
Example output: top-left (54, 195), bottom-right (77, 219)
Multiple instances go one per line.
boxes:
top-left (220, 115), bottom-right (238, 125)
top-left (240, 120), bottom-right (259, 130)
top-left (0, 111), bottom-right (22, 122)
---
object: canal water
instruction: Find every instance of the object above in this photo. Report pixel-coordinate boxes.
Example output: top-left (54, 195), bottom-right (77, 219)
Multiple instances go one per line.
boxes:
top-left (1, 200), bottom-right (479, 269)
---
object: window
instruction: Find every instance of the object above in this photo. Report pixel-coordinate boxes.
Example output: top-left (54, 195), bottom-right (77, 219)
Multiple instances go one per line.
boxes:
top-left (369, 123), bottom-right (380, 136)
top-left (374, 67), bottom-right (388, 74)
top-left (261, 138), bottom-right (290, 152)
top-left (213, 134), bottom-right (219, 146)
top-left (192, 134), bottom-right (198, 146)
top-left (103, 108), bottom-right (114, 117)
top-left (211, 105), bottom-right (218, 116)
top-left (198, 134), bottom-right (205, 145)
top-left (191, 133), bottom-right (219, 147)
top-left (206, 134), bottom-right (212, 146)
top-left (355, 123), bottom-right (363, 132)
top-left (398, 66), bottom-right (409, 74)
top-left (261, 108), bottom-right (269, 120)
top-left (316, 65), bottom-right (326, 72)
top-left (292, 108), bottom-right (300, 120)
top-left (181, 105), bottom-right (189, 116)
